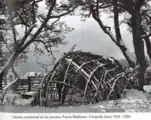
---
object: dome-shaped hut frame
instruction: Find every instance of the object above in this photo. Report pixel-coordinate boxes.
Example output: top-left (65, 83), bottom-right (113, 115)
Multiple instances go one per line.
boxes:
top-left (37, 51), bottom-right (130, 107)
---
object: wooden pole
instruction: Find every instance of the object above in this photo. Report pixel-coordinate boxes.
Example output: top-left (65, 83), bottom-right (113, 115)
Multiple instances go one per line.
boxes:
top-left (28, 76), bottom-right (31, 92)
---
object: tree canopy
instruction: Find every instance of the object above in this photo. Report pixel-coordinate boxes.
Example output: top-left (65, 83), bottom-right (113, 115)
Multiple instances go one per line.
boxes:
top-left (0, 0), bottom-right (77, 89)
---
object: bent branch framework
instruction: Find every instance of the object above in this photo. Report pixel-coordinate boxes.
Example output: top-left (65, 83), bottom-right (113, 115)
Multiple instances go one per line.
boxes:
top-left (35, 51), bottom-right (132, 107)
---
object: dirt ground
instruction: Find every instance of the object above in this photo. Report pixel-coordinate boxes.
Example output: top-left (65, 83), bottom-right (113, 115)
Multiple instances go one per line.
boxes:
top-left (0, 89), bottom-right (151, 113)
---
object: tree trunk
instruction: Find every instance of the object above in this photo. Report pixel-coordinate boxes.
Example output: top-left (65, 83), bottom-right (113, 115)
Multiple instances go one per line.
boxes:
top-left (116, 42), bottom-right (135, 68)
top-left (113, 0), bottom-right (135, 68)
top-left (131, 9), bottom-right (146, 90)
top-left (144, 36), bottom-right (151, 60)
top-left (0, 77), bottom-right (19, 102)
top-left (89, 1), bottom-right (135, 68)
top-left (91, 14), bottom-right (135, 68)
top-left (0, 52), bottom-right (19, 89)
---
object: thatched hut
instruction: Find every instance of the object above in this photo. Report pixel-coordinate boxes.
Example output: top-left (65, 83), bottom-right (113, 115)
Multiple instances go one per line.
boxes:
top-left (38, 51), bottom-right (131, 107)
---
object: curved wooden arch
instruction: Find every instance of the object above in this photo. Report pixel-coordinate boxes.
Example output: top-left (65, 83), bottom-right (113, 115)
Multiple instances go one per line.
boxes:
top-left (38, 51), bottom-right (130, 107)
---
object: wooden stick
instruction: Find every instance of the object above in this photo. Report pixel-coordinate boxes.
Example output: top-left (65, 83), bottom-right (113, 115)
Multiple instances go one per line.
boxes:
top-left (76, 60), bottom-right (97, 72)
top-left (83, 63), bottom-right (105, 104)
top-left (107, 73), bottom-right (124, 100)
top-left (91, 67), bottom-right (116, 102)
top-left (60, 58), bottom-right (73, 103)
top-left (65, 58), bottom-right (98, 91)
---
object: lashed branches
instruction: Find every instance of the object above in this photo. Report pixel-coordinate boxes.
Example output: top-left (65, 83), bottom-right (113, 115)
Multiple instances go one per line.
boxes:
top-left (83, 63), bottom-right (105, 103)
top-left (60, 58), bottom-right (73, 103)
top-left (92, 67), bottom-right (117, 102)
top-left (107, 72), bottom-right (124, 100)
top-left (65, 58), bottom-right (98, 92)
top-left (39, 44), bottom-right (76, 106)
top-left (38, 51), bottom-right (129, 107)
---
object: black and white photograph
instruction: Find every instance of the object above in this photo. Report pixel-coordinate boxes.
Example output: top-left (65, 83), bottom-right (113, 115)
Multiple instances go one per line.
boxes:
top-left (0, 0), bottom-right (151, 115)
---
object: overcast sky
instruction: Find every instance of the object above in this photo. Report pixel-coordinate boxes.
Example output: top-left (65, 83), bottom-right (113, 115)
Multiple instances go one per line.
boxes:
top-left (15, 2), bottom-right (135, 75)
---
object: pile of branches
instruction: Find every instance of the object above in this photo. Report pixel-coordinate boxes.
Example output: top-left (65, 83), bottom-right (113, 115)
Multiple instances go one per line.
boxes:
top-left (39, 51), bottom-right (132, 107)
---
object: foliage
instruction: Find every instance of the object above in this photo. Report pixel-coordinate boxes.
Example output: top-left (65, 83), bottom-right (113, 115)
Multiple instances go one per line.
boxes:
top-left (0, 0), bottom-right (78, 89)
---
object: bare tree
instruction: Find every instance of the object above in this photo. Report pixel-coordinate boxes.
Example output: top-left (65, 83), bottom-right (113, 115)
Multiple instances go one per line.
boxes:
top-left (0, 0), bottom-right (78, 89)
top-left (78, 0), bottom-right (150, 90)
top-left (119, 0), bottom-right (147, 90)
top-left (0, 0), bottom-right (8, 89)
top-left (140, 3), bottom-right (151, 60)
top-left (78, 0), bottom-right (136, 68)
top-left (113, 0), bottom-right (135, 68)
top-left (132, 0), bottom-right (146, 90)
top-left (144, 36), bottom-right (151, 60)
